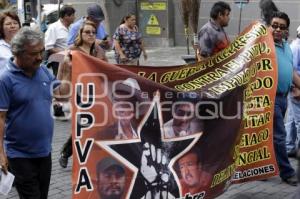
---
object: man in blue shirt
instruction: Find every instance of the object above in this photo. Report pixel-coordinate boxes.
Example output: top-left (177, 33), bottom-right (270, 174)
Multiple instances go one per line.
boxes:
top-left (270, 11), bottom-right (300, 186)
top-left (285, 26), bottom-right (300, 158)
top-left (0, 27), bottom-right (71, 198)
top-left (67, 4), bottom-right (109, 49)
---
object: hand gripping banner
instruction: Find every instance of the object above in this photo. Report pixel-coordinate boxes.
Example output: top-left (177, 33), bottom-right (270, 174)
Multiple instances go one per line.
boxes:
top-left (71, 21), bottom-right (278, 199)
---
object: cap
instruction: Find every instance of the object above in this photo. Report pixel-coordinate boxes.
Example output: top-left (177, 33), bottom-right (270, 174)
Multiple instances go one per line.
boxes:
top-left (114, 78), bottom-right (143, 101)
top-left (96, 157), bottom-right (125, 173)
top-left (87, 4), bottom-right (105, 21)
top-left (297, 26), bottom-right (300, 35)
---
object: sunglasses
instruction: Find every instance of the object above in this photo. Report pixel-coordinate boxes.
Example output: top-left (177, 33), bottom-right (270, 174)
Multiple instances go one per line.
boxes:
top-left (83, 30), bottom-right (96, 35)
top-left (271, 24), bottom-right (287, 31)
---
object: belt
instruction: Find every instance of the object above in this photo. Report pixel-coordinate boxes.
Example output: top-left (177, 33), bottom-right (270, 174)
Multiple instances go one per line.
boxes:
top-left (276, 92), bottom-right (288, 97)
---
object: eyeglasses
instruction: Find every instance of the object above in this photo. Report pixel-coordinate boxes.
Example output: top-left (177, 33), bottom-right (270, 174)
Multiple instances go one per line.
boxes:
top-left (271, 24), bottom-right (287, 31)
top-left (83, 30), bottom-right (96, 35)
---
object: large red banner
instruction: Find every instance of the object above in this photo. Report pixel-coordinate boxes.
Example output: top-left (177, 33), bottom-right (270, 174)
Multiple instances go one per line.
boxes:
top-left (71, 21), bottom-right (278, 199)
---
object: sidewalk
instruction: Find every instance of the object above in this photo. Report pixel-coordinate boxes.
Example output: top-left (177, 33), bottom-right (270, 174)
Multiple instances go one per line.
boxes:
top-left (2, 119), bottom-right (299, 199)
top-left (1, 47), bottom-right (300, 199)
top-left (106, 46), bottom-right (188, 66)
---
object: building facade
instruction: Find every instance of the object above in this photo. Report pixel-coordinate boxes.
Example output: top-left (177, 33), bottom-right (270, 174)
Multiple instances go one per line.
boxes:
top-left (12, 0), bottom-right (300, 47)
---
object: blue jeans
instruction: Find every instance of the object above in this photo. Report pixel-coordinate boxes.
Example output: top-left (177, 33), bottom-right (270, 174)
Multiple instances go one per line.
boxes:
top-left (274, 95), bottom-right (295, 179)
top-left (285, 93), bottom-right (300, 152)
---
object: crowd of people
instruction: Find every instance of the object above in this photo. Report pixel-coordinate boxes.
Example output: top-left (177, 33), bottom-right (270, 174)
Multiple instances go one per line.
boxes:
top-left (195, 0), bottom-right (300, 188)
top-left (0, 0), bottom-right (299, 198)
top-left (0, 3), bottom-right (147, 199)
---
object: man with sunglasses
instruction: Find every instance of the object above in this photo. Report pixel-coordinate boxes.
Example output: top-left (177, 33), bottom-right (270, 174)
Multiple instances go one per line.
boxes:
top-left (270, 11), bottom-right (300, 186)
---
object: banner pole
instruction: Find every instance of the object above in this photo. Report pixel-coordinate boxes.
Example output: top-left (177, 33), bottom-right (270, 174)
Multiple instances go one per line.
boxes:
top-left (238, 2), bottom-right (243, 34)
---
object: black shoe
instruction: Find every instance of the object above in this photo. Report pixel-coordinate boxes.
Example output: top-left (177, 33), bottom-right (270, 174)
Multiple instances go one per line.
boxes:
top-left (259, 179), bottom-right (268, 181)
top-left (288, 150), bottom-right (297, 158)
top-left (53, 104), bottom-right (65, 117)
top-left (53, 104), bottom-right (67, 120)
top-left (59, 154), bottom-right (68, 168)
top-left (282, 175), bottom-right (298, 186)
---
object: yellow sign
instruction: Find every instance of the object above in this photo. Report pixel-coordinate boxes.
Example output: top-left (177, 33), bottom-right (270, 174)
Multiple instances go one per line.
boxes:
top-left (147, 15), bottom-right (159, 26)
top-left (141, 2), bottom-right (167, 10)
top-left (146, 26), bottom-right (161, 35)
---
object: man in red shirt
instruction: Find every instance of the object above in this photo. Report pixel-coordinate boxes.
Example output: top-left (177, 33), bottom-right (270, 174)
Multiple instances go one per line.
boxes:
top-left (197, 1), bottom-right (231, 61)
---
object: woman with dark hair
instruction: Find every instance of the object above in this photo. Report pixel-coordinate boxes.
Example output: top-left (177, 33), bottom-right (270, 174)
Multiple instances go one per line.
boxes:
top-left (113, 13), bottom-right (147, 65)
top-left (0, 11), bottom-right (21, 67)
top-left (70, 20), bottom-right (107, 61)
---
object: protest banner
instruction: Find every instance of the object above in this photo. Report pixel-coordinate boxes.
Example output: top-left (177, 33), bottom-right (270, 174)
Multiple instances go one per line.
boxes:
top-left (71, 21), bottom-right (278, 199)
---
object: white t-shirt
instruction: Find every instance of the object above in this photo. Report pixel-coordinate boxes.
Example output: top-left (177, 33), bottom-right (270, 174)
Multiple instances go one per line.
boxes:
top-left (0, 39), bottom-right (12, 68)
top-left (45, 19), bottom-right (69, 51)
top-left (115, 121), bottom-right (138, 140)
top-left (163, 119), bottom-right (192, 139)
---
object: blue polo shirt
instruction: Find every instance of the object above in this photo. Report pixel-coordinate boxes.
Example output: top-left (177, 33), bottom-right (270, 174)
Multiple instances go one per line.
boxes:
top-left (0, 58), bottom-right (59, 158)
top-left (67, 17), bottom-right (107, 46)
top-left (275, 41), bottom-right (293, 94)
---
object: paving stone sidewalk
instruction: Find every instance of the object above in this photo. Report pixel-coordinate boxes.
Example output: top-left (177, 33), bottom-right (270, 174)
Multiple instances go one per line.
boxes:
top-left (1, 47), bottom-right (300, 199)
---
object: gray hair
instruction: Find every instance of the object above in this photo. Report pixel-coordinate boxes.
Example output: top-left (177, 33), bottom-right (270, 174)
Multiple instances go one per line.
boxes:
top-left (11, 27), bottom-right (44, 56)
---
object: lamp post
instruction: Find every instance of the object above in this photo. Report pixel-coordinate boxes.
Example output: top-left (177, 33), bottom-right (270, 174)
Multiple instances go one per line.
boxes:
top-left (234, 0), bottom-right (249, 34)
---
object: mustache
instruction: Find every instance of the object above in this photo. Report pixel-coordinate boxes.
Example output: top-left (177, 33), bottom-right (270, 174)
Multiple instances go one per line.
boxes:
top-left (105, 184), bottom-right (121, 192)
top-left (184, 173), bottom-right (193, 179)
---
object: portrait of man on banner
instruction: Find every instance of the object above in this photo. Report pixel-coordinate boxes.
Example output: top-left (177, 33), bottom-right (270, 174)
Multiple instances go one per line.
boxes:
top-left (175, 149), bottom-right (212, 196)
top-left (163, 96), bottom-right (203, 139)
top-left (96, 157), bottom-right (126, 199)
top-left (97, 78), bottom-right (149, 140)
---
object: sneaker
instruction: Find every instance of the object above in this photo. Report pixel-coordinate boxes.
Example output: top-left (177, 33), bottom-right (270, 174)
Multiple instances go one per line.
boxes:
top-left (282, 175), bottom-right (298, 186)
top-left (59, 154), bottom-right (68, 168)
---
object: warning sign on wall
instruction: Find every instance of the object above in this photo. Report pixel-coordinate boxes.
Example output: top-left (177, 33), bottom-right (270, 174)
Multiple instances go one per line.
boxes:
top-left (147, 14), bottom-right (159, 26)
top-left (146, 26), bottom-right (161, 35)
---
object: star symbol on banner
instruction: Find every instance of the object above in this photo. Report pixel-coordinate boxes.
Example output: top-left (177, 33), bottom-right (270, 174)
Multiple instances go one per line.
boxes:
top-left (96, 92), bottom-right (202, 199)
